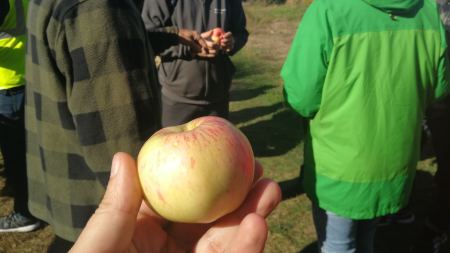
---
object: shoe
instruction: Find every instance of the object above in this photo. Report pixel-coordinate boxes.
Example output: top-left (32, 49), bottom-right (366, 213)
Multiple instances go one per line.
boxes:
top-left (378, 208), bottom-right (415, 226)
top-left (410, 219), bottom-right (448, 253)
top-left (0, 212), bottom-right (41, 233)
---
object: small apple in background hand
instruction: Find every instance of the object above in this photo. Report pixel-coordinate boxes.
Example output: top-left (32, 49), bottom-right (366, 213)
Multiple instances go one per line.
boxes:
top-left (137, 116), bottom-right (255, 223)
top-left (211, 27), bottom-right (225, 44)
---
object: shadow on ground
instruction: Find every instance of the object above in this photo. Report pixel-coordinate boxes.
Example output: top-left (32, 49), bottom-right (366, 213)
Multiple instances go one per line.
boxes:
top-left (231, 102), bottom-right (283, 125)
top-left (229, 85), bottom-right (273, 102)
top-left (235, 108), bottom-right (306, 157)
top-left (298, 241), bottom-right (318, 253)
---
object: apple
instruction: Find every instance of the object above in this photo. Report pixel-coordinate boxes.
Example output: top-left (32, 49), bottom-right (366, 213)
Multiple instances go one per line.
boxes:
top-left (137, 116), bottom-right (255, 223)
top-left (211, 27), bottom-right (224, 44)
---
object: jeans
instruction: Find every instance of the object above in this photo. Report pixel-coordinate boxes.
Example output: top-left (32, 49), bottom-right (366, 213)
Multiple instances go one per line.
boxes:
top-left (312, 204), bottom-right (379, 253)
top-left (0, 86), bottom-right (30, 215)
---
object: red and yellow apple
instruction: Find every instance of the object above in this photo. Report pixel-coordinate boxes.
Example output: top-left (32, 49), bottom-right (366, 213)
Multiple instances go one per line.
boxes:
top-left (137, 116), bottom-right (255, 223)
top-left (211, 27), bottom-right (224, 44)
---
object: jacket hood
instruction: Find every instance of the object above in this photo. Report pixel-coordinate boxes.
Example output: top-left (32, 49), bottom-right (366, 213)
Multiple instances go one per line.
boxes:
top-left (362, 0), bottom-right (421, 14)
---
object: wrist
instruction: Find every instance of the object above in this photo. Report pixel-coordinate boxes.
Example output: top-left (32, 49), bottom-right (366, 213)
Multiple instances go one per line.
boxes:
top-left (163, 26), bottom-right (178, 35)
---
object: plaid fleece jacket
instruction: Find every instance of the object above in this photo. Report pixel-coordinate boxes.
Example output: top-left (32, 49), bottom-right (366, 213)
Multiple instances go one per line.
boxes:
top-left (25, 0), bottom-right (160, 241)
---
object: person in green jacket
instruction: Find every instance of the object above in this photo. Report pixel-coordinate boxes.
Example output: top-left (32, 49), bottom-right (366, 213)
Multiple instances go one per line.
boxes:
top-left (281, 0), bottom-right (450, 252)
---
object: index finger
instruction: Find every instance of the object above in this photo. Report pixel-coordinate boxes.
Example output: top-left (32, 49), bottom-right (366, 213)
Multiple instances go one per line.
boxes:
top-left (222, 31), bottom-right (232, 39)
top-left (253, 160), bottom-right (264, 184)
top-left (194, 36), bottom-right (208, 49)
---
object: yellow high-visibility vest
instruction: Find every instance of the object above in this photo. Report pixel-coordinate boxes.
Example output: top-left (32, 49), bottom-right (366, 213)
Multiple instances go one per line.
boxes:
top-left (0, 0), bottom-right (27, 90)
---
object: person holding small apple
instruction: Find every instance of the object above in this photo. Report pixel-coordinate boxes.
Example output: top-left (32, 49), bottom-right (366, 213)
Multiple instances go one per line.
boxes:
top-left (141, 0), bottom-right (248, 127)
top-left (69, 152), bottom-right (282, 253)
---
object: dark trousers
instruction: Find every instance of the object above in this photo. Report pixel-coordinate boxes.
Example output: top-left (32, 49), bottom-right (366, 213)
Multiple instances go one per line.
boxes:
top-left (161, 95), bottom-right (229, 127)
top-left (0, 86), bottom-right (30, 215)
top-left (47, 236), bottom-right (74, 253)
top-left (426, 96), bottom-right (450, 229)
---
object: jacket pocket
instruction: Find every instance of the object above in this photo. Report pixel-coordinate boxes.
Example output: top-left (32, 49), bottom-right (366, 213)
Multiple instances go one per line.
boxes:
top-left (159, 59), bottom-right (207, 100)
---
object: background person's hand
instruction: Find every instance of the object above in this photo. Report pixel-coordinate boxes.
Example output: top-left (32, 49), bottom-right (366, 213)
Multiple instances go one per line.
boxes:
top-left (70, 152), bottom-right (281, 253)
top-left (194, 30), bottom-right (221, 58)
top-left (177, 28), bottom-right (207, 55)
top-left (220, 32), bottom-right (234, 53)
top-left (176, 28), bottom-right (213, 58)
top-left (199, 29), bottom-right (234, 54)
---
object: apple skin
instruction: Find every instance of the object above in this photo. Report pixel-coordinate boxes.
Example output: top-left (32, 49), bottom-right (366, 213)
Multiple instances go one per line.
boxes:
top-left (137, 116), bottom-right (255, 223)
top-left (211, 27), bottom-right (225, 44)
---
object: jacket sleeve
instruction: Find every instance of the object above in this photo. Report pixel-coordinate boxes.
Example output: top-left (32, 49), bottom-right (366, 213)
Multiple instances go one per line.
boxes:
top-left (141, 0), bottom-right (192, 60)
top-left (435, 23), bottom-right (450, 102)
top-left (227, 0), bottom-right (248, 56)
top-left (280, 1), bottom-right (333, 118)
top-left (0, 0), bottom-right (9, 25)
top-left (55, 0), bottom-right (160, 173)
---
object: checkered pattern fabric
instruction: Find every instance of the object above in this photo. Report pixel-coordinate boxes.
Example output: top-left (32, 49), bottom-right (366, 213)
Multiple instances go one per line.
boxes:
top-left (25, 0), bottom-right (160, 241)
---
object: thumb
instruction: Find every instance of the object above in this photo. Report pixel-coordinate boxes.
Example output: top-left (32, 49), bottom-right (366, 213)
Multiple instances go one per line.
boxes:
top-left (228, 214), bottom-right (268, 253)
top-left (70, 152), bottom-right (143, 253)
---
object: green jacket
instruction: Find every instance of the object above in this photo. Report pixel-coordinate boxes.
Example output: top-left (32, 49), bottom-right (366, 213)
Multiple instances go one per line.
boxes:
top-left (26, 0), bottom-right (160, 241)
top-left (282, 0), bottom-right (449, 219)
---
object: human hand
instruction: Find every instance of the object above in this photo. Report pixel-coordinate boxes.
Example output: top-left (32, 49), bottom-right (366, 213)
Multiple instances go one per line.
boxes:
top-left (220, 32), bottom-right (234, 53)
top-left (193, 30), bottom-right (222, 58)
top-left (70, 152), bottom-right (281, 253)
top-left (177, 28), bottom-right (209, 57)
top-left (199, 29), bottom-right (234, 54)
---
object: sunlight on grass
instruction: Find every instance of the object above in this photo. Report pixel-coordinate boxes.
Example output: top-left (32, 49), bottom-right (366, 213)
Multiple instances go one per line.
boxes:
top-left (245, 1), bottom-right (308, 25)
top-left (228, 4), bottom-right (314, 252)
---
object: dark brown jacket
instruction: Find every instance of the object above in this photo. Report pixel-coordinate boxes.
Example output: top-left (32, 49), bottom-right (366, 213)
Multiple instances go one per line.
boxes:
top-left (141, 0), bottom-right (249, 104)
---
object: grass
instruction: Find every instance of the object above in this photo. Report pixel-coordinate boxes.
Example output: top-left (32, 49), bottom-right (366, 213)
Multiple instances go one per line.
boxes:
top-left (232, 2), bottom-right (318, 252)
top-left (0, 1), bottom-right (443, 252)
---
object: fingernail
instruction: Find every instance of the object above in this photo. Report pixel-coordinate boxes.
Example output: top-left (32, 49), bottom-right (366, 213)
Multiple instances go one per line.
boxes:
top-left (110, 154), bottom-right (120, 178)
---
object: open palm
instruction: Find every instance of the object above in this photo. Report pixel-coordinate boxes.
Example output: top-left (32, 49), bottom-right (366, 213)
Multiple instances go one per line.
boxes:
top-left (70, 152), bottom-right (281, 253)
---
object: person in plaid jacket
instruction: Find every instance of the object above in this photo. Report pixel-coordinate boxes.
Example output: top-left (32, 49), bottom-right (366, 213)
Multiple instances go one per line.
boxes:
top-left (25, 0), bottom-right (160, 250)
